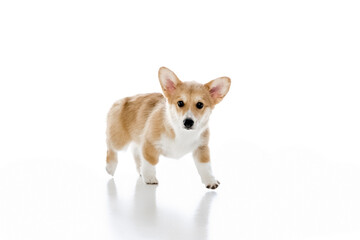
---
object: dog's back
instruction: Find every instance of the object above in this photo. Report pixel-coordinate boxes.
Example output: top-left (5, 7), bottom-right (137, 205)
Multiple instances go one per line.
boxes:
top-left (106, 93), bottom-right (164, 150)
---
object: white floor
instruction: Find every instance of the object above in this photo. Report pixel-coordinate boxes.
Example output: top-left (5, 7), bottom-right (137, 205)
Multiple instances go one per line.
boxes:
top-left (1, 1), bottom-right (360, 239)
top-left (1, 127), bottom-right (360, 240)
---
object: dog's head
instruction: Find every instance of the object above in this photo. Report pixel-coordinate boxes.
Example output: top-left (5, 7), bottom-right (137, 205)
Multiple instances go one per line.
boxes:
top-left (159, 67), bottom-right (231, 131)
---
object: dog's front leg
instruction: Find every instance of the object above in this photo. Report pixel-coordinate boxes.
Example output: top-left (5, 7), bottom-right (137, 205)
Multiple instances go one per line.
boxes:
top-left (141, 141), bottom-right (159, 184)
top-left (193, 145), bottom-right (220, 189)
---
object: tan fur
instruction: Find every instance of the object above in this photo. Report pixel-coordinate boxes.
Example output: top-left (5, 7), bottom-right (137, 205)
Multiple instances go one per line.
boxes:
top-left (167, 82), bottom-right (215, 117)
top-left (194, 145), bottom-right (210, 163)
top-left (106, 149), bottom-right (117, 164)
top-left (192, 130), bottom-right (210, 163)
top-left (106, 84), bottom-right (214, 161)
top-left (106, 93), bottom-right (175, 166)
top-left (142, 140), bottom-right (160, 165)
top-left (106, 93), bottom-right (164, 150)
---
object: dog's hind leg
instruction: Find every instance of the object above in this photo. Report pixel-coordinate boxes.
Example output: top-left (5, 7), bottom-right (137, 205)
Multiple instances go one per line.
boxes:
top-left (106, 147), bottom-right (118, 176)
top-left (131, 144), bottom-right (142, 176)
top-left (105, 99), bottom-right (131, 176)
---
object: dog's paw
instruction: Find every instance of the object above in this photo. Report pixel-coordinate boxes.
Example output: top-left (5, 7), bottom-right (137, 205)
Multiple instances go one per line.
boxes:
top-left (205, 180), bottom-right (220, 190)
top-left (106, 162), bottom-right (117, 176)
top-left (142, 175), bottom-right (159, 185)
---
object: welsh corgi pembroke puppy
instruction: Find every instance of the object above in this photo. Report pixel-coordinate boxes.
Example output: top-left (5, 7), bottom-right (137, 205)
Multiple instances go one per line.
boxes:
top-left (106, 67), bottom-right (231, 189)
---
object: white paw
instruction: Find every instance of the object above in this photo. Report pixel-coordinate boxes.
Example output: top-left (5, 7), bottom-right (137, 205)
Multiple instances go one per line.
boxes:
top-left (204, 179), bottom-right (220, 190)
top-left (106, 162), bottom-right (117, 176)
top-left (140, 159), bottom-right (158, 184)
top-left (142, 175), bottom-right (158, 185)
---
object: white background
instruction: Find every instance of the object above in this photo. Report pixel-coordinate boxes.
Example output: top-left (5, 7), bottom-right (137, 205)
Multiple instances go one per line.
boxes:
top-left (1, 1), bottom-right (360, 239)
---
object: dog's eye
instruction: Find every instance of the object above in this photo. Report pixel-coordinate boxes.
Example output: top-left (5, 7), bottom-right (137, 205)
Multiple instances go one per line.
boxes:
top-left (177, 101), bottom-right (184, 107)
top-left (196, 102), bottom-right (204, 109)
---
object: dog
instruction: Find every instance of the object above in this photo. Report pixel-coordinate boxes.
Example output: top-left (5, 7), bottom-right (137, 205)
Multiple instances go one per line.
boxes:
top-left (106, 67), bottom-right (231, 189)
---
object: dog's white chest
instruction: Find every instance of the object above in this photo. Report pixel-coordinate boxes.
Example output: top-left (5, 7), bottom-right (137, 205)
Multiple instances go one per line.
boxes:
top-left (159, 131), bottom-right (200, 159)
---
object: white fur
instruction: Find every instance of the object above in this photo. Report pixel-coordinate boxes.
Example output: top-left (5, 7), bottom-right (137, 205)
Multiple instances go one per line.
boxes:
top-left (106, 161), bottom-right (117, 176)
top-left (166, 101), bottom-right (212, 132)
top-left (184, 109), bottom-right (195, 121)
top-left (150, 103), bottom-right (218, 188)
top-left (141, 158), bottom-right (158, 184)
top-left (140, 101), bottom-right (211, 184)
top-left (167, 103), bottom-right (184, 130)
top-left (131, 144), bottom-right (141, 174)
top-left (193, 159), bottom-right (218, 188)
top-left (159, 130), bottom-right (201, 159)
top-left (196, 107), bottom-right (212, 130)
top-left (159, 103), bottom-right (209, 159)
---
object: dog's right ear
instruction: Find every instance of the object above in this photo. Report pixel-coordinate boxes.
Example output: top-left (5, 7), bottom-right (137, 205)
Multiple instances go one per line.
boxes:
top-left (159, 67), bottom-right (182, 98)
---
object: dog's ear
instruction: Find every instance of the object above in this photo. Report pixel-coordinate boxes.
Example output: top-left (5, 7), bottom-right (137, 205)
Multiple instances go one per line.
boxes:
top-left (159, 67), bottom-right (182, 98)
top-left (205, 77), bottom-right (231, 105)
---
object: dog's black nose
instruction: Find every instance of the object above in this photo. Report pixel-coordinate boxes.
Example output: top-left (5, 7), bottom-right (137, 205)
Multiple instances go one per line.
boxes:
top-left (183, 118), bottom-right (194, 129)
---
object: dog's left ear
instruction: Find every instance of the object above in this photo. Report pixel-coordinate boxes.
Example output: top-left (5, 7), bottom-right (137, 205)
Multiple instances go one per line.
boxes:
top-left (205, 77), bottom-right (231, 105)
top-left (159, 67), bottom-right (182, 98)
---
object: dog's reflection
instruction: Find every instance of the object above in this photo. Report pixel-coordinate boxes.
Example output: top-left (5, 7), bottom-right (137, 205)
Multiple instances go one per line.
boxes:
top-left (107, 178), bottom-right (216, 240)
